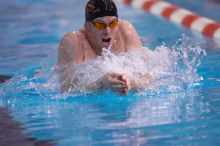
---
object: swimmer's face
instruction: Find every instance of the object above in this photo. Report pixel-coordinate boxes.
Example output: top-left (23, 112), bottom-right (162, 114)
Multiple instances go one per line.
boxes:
top-left (86, 16), bottom-right (118, 50)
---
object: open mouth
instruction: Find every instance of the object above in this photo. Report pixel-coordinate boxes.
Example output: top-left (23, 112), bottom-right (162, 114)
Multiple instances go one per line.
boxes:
top-left (102, 38), bottom-right (111, 43)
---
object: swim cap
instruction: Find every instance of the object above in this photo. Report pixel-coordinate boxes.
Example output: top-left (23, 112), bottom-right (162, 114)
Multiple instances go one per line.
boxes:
top-left (85, 0), bottom-right (118, 22)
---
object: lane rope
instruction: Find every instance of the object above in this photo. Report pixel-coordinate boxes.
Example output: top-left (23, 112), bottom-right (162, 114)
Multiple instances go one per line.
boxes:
top-left (117, 0), bottom-right (220, 39)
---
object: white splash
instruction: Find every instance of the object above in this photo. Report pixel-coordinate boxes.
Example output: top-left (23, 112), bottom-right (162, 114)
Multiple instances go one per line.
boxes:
top-left (48, 36), bottom-right (206, 95)
top-left (0, 36), bottom-right (206, 98)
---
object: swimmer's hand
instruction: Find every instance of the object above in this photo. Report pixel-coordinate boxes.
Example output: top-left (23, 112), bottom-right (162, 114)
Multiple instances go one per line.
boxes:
top-left (100, 73), bottom-right (130, 95)
top-left (87, 73), bottom-right (152, 94)
top-left (94, 73), bottom-right (130, 95)
top-left (117, 74), bottom-right (131, 95)
top-left (115, 73), bottom-right (153, 93)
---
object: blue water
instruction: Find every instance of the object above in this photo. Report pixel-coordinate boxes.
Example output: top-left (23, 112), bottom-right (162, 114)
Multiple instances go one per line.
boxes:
top-left (1, 0), bottom-right (220, 146)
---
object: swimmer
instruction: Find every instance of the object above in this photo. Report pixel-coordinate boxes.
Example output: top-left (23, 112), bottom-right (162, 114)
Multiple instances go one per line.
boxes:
top-left (58, 0), bottom-right (151, 94)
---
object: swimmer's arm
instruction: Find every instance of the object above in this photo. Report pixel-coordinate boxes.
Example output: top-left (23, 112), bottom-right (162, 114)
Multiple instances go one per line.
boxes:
top-left (57, 32), bottom-right (77, 92)
top-left (85, 78), bottom-right (104, 91)
top-left (85, 73), bottom-right (128, 93)
top-left (58, 32), bottom-right (77, 65)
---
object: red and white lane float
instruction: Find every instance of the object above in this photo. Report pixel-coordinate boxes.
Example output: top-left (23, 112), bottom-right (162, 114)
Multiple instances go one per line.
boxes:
top-left (117, 0), bottom-right (220, 39)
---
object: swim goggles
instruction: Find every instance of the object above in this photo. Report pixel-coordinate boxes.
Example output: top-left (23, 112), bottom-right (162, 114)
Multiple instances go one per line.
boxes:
top-left (91, 19), bottom-right (118, 30)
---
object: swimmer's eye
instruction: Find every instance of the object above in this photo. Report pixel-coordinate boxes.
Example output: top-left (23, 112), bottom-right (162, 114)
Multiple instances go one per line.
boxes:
top-left (109, 20), bottom-right (118, 29)
top-left (92, 21), bottom-right (105, 30)
top-left (92, 20), bottom-right (118, 30)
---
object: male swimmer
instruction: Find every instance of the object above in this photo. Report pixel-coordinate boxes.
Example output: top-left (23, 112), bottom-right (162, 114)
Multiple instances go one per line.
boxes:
top-left (58, 0), bottom-right (151, 94)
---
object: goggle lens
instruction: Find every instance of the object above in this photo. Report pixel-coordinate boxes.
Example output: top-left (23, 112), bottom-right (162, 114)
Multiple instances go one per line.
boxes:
top-left (92, 20), bottom-right (118, 30)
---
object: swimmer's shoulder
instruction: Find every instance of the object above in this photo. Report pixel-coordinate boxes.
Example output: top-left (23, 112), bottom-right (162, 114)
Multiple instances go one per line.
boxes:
top-left (118, 19), bottom-right (143, 50)
top-left (58, 30), bottom-right (86, 54)
top-left (58, 30), bottom-right (85, 64)
top-left (59, 31), bottom-right (82, 48)
top-left (118, 19), bottom-right (135, 34)
top-left (118, 19), bottom-right (139, 41)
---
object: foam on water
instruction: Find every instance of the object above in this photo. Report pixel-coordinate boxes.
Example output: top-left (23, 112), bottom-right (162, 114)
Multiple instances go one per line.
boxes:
top-left (0, 36), bottom-right (206, 99)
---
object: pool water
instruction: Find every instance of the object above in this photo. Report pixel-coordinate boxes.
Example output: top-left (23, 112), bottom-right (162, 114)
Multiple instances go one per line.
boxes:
top-left (1, 0), bottom-right (220, 146)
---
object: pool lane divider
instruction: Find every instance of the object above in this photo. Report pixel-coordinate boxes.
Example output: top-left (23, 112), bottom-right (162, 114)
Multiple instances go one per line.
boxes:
top-left (118, 0), bottom-right (220, 39)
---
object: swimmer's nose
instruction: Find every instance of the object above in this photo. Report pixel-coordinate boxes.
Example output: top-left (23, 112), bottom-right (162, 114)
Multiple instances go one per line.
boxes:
top-left (103, 26), bottom-right (110, 35)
